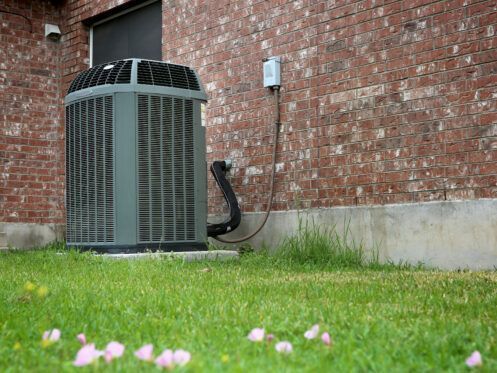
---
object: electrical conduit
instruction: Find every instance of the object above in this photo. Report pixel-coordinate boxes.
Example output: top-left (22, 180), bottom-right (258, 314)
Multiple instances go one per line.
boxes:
top-left (208, 87), bottom-right (281, 243)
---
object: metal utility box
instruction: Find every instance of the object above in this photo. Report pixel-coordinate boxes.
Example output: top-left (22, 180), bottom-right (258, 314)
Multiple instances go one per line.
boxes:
top-left (65, 59), bottom-right (208, 253)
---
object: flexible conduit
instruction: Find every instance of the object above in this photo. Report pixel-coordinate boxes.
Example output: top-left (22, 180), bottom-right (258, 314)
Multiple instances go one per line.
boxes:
top-left (211, 87), bottom-right (280, 243)
top-left (207, 160), bottom-right (242, 237)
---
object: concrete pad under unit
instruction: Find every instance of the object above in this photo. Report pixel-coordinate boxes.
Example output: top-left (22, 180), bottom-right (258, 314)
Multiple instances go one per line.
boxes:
top-left (100, 250), bottom-right (239, 261)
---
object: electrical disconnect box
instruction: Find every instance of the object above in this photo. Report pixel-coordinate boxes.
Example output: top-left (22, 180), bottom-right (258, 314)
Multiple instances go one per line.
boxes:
top-left (263, 56), bottom-right (281, 88)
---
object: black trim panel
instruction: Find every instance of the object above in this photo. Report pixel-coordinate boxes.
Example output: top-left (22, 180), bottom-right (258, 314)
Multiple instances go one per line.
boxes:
top-left (67, 242), bottom-right (208, 254)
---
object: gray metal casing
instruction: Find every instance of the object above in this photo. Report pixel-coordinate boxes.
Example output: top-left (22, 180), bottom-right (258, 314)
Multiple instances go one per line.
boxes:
top-left (65, 59), bottom-right (208, 252)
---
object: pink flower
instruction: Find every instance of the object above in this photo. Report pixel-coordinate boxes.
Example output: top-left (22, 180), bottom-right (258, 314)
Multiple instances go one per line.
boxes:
top-left (275, 341), bottom-right (293, 354)
top-left (154, 349), bottom-right (191, 369)
top-left (155, 349), bottom-right (174, 369)
top-left (466, 351), bottom-right (483, 368)
top-left (173, 349), bottom-right (191, 366)
top-left (266, 334), bottom-right (275, 342)
top-left (77, 333), bottom-right (86, 345)
top-left (104, 341), bottom-right (125, 363)
top-left (321, 332), bottom-right (332, 346)
top-left (73, 344), bottom-right (104, 367)
top-left (42, 329), bottom-right (61, 342)
top-left (248, 328), bottom-right (265, 342)
top-left (304, 324), bottom-right (319, 339)
top-left (135, 344), bottom-right (154, 361)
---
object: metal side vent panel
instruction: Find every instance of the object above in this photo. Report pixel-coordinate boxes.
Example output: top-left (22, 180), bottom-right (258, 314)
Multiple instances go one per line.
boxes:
top-left (66, 96), bottom-right (115, 243)
top-left (137, 95), bottom-right (196, 243)
top-left (68, 60), bottom-right (132, 94)
top-left (137, 61), bottom-right (200, 91)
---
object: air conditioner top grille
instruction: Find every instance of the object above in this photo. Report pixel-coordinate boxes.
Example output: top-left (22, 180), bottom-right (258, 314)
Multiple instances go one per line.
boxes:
top-left (68, 60), bottom-right (132, 94)
top-left (67, 59), bottom-right (201, 94)
top-left (137, 61), bottom-right (200, 91)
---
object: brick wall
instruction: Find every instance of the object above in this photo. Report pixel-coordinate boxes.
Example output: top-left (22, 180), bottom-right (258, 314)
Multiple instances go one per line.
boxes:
top-left (3, 0), bottom-right (497, 226)
top-left (60, 0), bottom-right (131, 90)
top-left (0, 0), bottom-right (65, 224)
top-left (163, 0), bottom-right (497, 213)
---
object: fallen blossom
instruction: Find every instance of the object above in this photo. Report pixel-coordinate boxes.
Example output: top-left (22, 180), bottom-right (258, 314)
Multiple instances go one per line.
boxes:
top-left (155, 349), bottom-right (174, 369)
top-left (466, 351), bottom-right (482, 368)
top-left (73, 344), bottom-right (104, 367)
top-left (321, 332), bottom-right (332, 346)
top-left (248, 328), bottom-right (265, 342)
top-left (43, 329), bottom-right (61, 342)
top-left (77, 333), bottom-right (87, 345)
top-left (304, 324), bottom-right (319, 340)
top-left (42, 329), bottom-right (61, 346)
top-left (105, 341), bottom-right (125, 363)
top-left (275, 341), bottom-right (293, 354)
top-left (173, 349), bottom-right (191, 366)
top-left (135, 344), bottom-right (154, 361)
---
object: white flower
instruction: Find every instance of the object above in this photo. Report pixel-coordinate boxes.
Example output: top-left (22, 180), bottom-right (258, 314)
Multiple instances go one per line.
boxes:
top-left (42, 329), bottom-right (61, 342)
top-left (173, 349), bottom-right (191, 366)
top-left (275, 341), bottom-right (292, 354)
top-left (304, 324), bottom-right (319, 339)
top-left (248, 328), bottom-right (265, 342)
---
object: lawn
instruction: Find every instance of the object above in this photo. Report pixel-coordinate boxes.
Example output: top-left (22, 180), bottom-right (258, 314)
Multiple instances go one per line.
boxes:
top-left (0, 248), bottom-right (496, 371)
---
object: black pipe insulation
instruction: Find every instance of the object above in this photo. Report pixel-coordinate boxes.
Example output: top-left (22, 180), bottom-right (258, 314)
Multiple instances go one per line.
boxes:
top-left (207, 160), bottom-right (242, 237)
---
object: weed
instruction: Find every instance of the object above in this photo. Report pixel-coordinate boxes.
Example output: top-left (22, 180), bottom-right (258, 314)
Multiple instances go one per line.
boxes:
top-left (273, 215), bottom-right (367, 268)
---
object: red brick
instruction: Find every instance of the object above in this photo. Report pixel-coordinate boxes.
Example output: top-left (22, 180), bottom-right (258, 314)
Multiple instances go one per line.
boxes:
top-left (3, 0), bottom-right (497, 221)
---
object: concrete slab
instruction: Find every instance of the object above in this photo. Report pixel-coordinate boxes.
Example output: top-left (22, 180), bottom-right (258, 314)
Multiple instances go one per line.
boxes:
top-left (211, 199), bottom-right (497, 270)
top-left (0, 222), bottom-right (64, 249)
top-left (0, 232), bottom-right (7, 250)
top-left (5, 199), bottom-right (497, 269)
top-left (99, 250), bottom-right (239, 261)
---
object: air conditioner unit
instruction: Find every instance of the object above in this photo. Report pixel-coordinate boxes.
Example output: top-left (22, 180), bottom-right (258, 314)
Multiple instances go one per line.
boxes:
top-left (65, 58), bottom-right (208, 253)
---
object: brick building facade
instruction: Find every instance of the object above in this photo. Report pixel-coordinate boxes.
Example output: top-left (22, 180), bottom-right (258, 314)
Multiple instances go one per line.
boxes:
top-left (1, 0), bottom-right (497, 267)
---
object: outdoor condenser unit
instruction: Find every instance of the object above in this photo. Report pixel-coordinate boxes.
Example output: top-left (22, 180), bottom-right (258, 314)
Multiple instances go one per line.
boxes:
top-left (65, 58), bottom-right (208, 252)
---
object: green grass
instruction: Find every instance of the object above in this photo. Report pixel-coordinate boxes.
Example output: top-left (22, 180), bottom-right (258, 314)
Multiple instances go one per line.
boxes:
top-left (0, 248), bottom-right (496, 371)
top-left (272, 216), bottom-right (370, 267)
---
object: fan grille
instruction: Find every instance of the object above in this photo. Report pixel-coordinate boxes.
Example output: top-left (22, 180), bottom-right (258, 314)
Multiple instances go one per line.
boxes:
top-left (137, 61), bottom-right (200, 90)
top-left (68, 60), bottom-right (132, 94)
top-left (66, 96), bottom-right (115, 243)
top-left (137, 94), bottom-right (196, 243)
